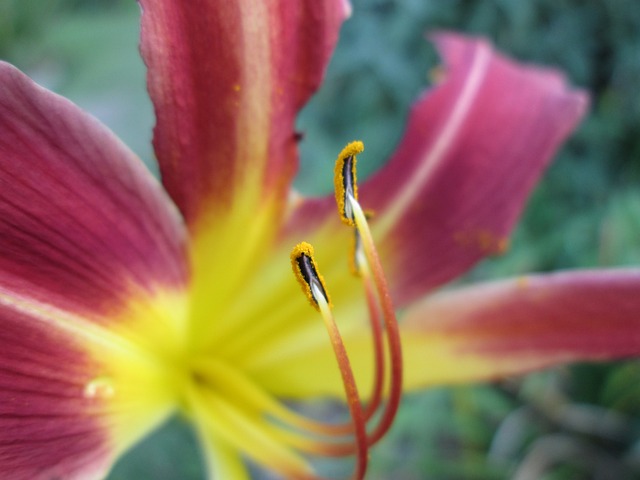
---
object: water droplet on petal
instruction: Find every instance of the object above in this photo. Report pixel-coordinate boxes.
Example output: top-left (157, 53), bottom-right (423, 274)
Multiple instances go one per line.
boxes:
top-left (84, 377), bottom-right (115, 399)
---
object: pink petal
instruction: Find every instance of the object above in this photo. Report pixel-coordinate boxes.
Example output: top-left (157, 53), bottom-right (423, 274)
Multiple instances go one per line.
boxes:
top-left (286, 32), bottom-right (588, 308)
top-left (0, 62), bottom-right (188, 319)
top-left (364, 33), bottom-right (588, 305)
top-left (401, 269), bottom-right (640, 389)
top-left (139, 0), bottom-right (350, 228)
top-left (0, 302), bottom-right (112, 479)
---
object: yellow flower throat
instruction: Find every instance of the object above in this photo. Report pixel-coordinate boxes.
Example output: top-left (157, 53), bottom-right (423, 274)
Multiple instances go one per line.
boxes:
top-left (93, 142), bottom-right (403, 480)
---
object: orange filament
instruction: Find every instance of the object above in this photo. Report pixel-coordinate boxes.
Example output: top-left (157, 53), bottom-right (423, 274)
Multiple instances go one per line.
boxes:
top-left (361, 272), bottom-right (385, 419)
top-left (281, 264), bottom-right (385, 438)
top-left (348, 193), bottom-right (403, 446)
top-left (291, 244), bottom-right (369, 479)
top-left (312, 282), bottom-right (368, 480)
top-left (332, 141), bottom-right (404, 449)
top-left (288, 241), bottom-right (384, 435)
top-left (285, 210), bottom-right (402, 458)
top-left (282, 141), bottom-right (402, 479)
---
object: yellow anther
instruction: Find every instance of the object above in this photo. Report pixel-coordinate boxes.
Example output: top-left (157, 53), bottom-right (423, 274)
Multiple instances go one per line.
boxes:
top-left (334, 141), bottom-right (364, 226)
top-left (290, 242), bottom-right (331, 311)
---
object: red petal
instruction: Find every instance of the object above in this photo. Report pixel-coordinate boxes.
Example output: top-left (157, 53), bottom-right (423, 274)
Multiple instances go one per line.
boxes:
top-left (401, 269), bottom-right (640, 388)
top-left (0, 302), bottom-right (112, 479)
top-left (0, 62), bottom-right (188, 319)
top-left (363, 32), bottom-right (588, 305)
top-left (285, 32), bottom-right (588, 307)
top-left (139, 0), bottom-right (350, 227)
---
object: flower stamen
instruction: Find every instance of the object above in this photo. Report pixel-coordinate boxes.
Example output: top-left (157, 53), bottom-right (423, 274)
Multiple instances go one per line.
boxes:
top-left (358, 255), bottom-right (386, 421)
top-left (305, 143), bottom-right (403, 455)
top-left (277, 142), bottom-right (402, 478)
top-left (336, 141), bottom-right (403, 447)
top-left (345, 192), bottom-right (403, 446)
top-left (291, 242), bottom-right (369, 479)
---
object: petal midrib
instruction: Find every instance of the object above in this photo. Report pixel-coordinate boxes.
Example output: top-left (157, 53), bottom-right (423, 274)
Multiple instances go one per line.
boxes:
top-left (375, 40), bottom-right (491, 235)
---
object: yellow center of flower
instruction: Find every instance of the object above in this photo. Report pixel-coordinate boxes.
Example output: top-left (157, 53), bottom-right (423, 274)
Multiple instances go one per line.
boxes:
top-left (92, 142), bottom-right (402, 479)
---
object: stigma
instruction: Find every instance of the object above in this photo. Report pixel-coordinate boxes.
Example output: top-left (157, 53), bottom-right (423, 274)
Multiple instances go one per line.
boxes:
top-left (288, 141), bottom-right (403, 480)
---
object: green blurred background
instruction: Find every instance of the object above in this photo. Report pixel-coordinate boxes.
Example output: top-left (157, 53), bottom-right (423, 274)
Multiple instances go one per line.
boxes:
top-left (2, 0), bottom-right (640, 478)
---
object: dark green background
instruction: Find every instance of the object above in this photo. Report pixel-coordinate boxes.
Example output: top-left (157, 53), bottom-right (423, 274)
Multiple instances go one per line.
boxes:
top-left (2, 0), bottom-right (640, 478)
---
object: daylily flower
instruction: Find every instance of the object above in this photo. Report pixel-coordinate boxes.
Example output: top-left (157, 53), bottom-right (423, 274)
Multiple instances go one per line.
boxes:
top-left (1, 1), bottom-right (640, 479)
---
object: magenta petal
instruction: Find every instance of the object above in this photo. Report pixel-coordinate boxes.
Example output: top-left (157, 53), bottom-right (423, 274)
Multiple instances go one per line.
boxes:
top-left (0, 303), bottom-right (112, 479)
top-left (0, 62), bottom-right (188, 318)
top-left (284, 33), bottom-right (588, 308)
top-left (401, 269), bottom-right (640, 388)
top-left (362, 33), bottom-right (588, 305)
top-left (139, 0), bottom-right (350, 227)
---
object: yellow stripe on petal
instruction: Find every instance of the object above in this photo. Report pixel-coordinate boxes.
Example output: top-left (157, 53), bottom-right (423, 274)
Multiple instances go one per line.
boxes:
top-left (139, 0), bottom-right (350, 358)
top-left (188, 196), bottom-right (281, 350)
top-left (401, 270), bottom-right (640, 389)
top-left (400, 332), bottom-right (537, 388)
top-left (140, 0), bottom-right (348, 224)
top-left (89, 344), bottom-right (180, 457)
top-left (82, 286), bottom-right (191, 457)
top-left (109, 286), bottom-right (190, 358)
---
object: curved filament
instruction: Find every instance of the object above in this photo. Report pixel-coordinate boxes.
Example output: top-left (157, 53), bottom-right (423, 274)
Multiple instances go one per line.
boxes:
top-left (264, 141), bottom-right (403, 479)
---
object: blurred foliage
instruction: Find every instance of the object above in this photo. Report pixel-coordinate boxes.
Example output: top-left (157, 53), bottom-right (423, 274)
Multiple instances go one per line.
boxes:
top-left (2, 0), bottom-right (640, 479)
